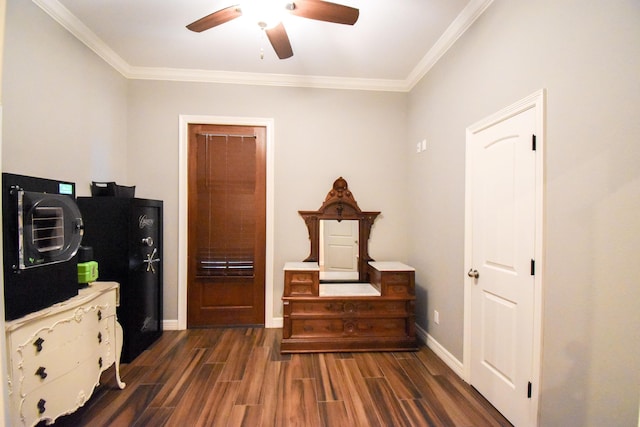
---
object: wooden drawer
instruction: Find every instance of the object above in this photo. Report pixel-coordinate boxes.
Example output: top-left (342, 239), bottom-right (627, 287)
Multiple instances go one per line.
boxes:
top-left (382, 272), bottom-right (414, 296)
top-left (290, 317), bottom-right (409, 338)
top-left (10, 304), bottom-right (114, 397)
top-left (97, 318), bottom-right (118, 367)
top-left (17, 327), bottom-right (101, 396)
top-left (5, 283), bottom-right (125, 427)
top-left (19, 354), bottom-right (107, 427)
top-left (288, 299), bottom-right (409, 317)
top-left (369, 267), bottom-right (415, 297)
top-left (284, 270), bottom-right (319, 296)
top-left (8, 291), bottom-right (115, 356)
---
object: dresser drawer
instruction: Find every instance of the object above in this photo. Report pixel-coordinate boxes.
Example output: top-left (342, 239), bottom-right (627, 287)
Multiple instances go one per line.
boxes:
top-left (19, 354), bottom-right (107, 427)
top-left (8, 291), bottom-right (115, 357)
top-left (5, 283), bottom-right (124, 427)
top-left (290, 317), bottom-right (409, 338)
top-left (17, 326), bottom-right (104, 396)
top-left (383, 272), bottom-right (414, 296)
top-left (96, 318), bottom-right (118, 367)
top-left (289, 299), bottom-right (409, 317)
top-left (284, 270), bottom-right (319, 296)
top-left (369, 267), bottom-right (415, 297)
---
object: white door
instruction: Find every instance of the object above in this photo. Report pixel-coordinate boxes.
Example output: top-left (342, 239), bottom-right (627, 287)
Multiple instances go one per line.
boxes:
top-left (467, 106), bottom-right (537, 426)
top-left (320, 219), bottom-right (359, 281)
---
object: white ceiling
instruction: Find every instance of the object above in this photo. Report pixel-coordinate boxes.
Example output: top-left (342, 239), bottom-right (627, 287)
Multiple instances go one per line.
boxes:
top-left (34, 0), bottom-right (492, 91)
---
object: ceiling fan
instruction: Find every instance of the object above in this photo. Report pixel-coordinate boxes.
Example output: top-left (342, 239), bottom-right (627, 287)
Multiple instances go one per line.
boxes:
top-left (186, 1), bottom-right (359, 59)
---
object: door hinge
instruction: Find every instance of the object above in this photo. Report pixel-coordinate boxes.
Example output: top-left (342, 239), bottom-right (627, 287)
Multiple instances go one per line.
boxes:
top-left (527, 381), bottom-right (533, 398)
top-left (532, 134), bottom-right (537, 151)
top-left (530, 259), bottom-right (535, 276)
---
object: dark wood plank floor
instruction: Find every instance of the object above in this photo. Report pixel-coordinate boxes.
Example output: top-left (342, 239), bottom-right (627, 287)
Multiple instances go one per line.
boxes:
top-left (47, 328), bottom-right (511, 426)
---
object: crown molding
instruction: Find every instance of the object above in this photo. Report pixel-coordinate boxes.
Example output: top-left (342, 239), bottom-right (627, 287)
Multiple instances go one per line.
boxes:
top-left (404, 0), bottom-right (494, 91)
top-left (126, 66), bottom-right (409, 92)
top-left (33, 0), bottom-right (493, 93)
top-left (32, 0), bottom-right (132, 76)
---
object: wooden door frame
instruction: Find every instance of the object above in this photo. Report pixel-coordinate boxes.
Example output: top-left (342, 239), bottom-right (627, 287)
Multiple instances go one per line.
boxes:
top-left (463, 89), bottom-right (545, 426)
top-left (178, 115), bottom-right (276, 330)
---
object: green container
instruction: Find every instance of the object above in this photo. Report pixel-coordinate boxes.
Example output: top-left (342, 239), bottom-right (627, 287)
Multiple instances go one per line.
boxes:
top-left (78, 261), bottom-right (99, 284)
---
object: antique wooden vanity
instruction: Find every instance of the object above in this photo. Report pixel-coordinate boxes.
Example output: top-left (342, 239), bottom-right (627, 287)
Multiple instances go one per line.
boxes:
top-left (281, 177), bottom-right (417, 353)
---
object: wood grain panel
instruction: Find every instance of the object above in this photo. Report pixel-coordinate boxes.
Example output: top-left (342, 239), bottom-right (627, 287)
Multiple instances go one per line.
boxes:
top-left (48, 329), bottom-right (512, 427)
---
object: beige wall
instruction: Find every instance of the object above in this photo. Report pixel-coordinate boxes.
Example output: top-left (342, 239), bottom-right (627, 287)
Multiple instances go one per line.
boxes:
top-left (2, 2), bottom-right (410, 323)
top-left (2, 0), bottom-right (128, 186)
top-left (407, 0), bottom-right (640, 425)
top-left (2, 0), bottom-right (639, 425)
top-left (0, 0), bottom-right (7, 424)
top-left (126, 81), bottom-right (409, 319)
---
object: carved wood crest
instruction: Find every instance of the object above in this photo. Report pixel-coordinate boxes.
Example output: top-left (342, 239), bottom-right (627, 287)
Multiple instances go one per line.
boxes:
top-left (299, 177), bottom-right (380, 282)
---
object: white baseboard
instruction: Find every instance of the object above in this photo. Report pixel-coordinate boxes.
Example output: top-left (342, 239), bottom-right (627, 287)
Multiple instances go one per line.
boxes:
top-left (268, 317), bottom-right (283, 328)
top-left (415, 324), bottom-right (465, 379)
top-left (162, 319), bottom-right (179, 330)
top-left (162, 317), bottom-right (283, 331)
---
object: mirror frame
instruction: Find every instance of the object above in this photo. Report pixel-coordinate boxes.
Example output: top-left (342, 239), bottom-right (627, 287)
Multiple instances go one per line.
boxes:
top-left (299, 177), bottom-right (380, 282)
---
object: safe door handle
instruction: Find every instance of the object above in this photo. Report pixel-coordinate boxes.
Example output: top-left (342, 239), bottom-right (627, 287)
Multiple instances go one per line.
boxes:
top-left (144, 248), bottom-right (160, 273)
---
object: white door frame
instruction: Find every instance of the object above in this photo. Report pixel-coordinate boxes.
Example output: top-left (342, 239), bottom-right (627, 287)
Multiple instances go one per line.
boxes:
top-left (463, 89), bottom-right (545, 425)
top-left (177, 115), bottom-right (276, 330)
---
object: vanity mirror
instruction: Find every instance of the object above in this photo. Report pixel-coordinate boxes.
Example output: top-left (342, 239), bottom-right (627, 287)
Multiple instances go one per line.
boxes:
top-left (281, 177), bottom-right (417, 353)
top-left (299, 177), bottom-right (380, 282)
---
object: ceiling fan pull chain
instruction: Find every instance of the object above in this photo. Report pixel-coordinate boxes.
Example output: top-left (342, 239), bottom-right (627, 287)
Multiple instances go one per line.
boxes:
top-left (259, 26), bottom-right (267, 60)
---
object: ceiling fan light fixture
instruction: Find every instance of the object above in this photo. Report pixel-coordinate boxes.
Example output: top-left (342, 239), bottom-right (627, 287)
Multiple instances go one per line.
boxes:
top-left (187, 1), bottom-right (360, 60)
top-left (241, 0), bottom-right (288, 29)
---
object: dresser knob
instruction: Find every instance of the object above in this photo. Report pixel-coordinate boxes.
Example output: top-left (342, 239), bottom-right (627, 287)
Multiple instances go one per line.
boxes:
top-left (344, 322), bottom-right (355, 334)
top-left (33, 337), bottom-right (45, 352)
top-left (37, 399), bottom-right (46, 414)
top-left (35, 366), bottom-right (48, 380)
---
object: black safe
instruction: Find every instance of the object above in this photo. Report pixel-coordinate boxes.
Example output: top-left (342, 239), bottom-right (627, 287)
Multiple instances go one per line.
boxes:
top-left (77, 197), bottom-right (163, 362)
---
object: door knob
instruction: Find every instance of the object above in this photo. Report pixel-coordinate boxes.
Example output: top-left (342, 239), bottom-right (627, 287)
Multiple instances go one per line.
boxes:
top-left (467, 269), bottom-right (479, 279)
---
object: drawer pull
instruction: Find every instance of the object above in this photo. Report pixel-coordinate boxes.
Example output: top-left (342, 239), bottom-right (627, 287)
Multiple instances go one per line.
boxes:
top-left (37, 399), bottom-right (46, 414)
top-left (98, 357), bottom-right (103, 369)
top-left (33, 337), bottom-right (45, 353)
top-left (35, 366), bottom-right (48, 380)
top-left (97, 332), bottom-right (103, 343)
top-left (97, 310), bottom-right (102, 321)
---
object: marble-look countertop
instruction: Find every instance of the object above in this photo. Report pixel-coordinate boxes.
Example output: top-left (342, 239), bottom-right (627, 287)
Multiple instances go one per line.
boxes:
top-left (368, 261), bottom-right (415, 271)
top-left (319, 283), bottom-right (381, 297)
top-left (283, 262), bottom-right (320, 271)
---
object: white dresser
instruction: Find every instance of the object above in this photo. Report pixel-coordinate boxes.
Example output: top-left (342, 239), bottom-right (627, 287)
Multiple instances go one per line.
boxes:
top-left (5, 282), bottom-right (126, 427)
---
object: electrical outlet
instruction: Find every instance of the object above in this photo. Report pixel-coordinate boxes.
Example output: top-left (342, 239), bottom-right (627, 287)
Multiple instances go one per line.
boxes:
top-left (434, 310), bottom-right (440, 325)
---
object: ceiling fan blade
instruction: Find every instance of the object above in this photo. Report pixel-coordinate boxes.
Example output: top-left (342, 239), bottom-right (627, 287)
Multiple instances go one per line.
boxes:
top-left (186, 5), bottom-right (242, 32)
top-left (289, 0), bottom-right (359, 25)
top-left (265, 23), bottom-right (294, 59)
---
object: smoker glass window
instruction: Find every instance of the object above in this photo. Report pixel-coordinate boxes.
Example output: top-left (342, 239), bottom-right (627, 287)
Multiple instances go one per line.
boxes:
top-left (31, 206), bottom-right (65, 252)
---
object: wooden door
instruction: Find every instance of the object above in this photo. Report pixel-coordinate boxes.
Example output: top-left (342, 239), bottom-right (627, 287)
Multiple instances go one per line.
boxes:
top-left (467, 107), bottom-right (537, 426)
top-left (187, 124), bottom-right (266, 327)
